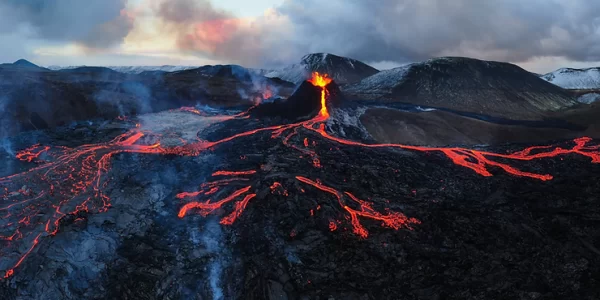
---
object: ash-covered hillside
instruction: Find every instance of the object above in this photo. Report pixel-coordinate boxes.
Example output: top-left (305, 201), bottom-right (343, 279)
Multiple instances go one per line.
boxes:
top-left (344, 57), bottom-right (578, 120)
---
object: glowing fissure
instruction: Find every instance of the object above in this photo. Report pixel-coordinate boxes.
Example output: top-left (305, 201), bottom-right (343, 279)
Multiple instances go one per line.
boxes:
top-left (1, 72), bottom-right (599, 278)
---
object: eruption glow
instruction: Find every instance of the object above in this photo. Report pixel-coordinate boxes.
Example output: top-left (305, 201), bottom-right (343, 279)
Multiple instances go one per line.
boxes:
top-left (1, 72), bottom-right (599, 278)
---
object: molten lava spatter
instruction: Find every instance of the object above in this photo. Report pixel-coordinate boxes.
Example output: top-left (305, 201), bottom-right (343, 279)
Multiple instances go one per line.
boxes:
top-left (1, 71), bottom-right (600, 278)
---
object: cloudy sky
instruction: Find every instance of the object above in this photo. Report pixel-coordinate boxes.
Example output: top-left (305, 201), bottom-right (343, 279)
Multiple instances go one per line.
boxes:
top-left (1, 0), bottom-right (599, 73)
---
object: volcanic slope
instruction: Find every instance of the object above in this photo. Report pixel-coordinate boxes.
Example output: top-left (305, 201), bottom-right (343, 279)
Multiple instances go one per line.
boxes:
top-left (358, 105), bottom-right (600, 146)
top-left (266, 53), bottom-right (379, 84)
top-left (344, 57), bottom-right (578, 120)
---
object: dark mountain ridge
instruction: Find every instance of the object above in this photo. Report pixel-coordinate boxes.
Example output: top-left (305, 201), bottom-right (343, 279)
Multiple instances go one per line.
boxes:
top-left (266, 53), bottom-right (379, 84)
top-left (0, 59), bottom-right (48, 71)
top-left (344, 57), bottom-right (577, 120)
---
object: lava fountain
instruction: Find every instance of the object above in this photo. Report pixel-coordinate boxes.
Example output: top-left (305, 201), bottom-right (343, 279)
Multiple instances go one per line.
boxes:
top-left (0, 72), bottom-right (599, 278)
top-left (308, 72), bottom-right (333, 120)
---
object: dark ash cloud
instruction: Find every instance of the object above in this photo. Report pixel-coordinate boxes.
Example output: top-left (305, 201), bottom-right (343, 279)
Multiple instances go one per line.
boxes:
top-left (0, 0), bottom-right (133, 49)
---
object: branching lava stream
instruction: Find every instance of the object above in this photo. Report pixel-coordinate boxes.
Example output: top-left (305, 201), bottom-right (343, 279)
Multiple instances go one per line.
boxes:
top-left (1, 72), bottom-right (599, 278)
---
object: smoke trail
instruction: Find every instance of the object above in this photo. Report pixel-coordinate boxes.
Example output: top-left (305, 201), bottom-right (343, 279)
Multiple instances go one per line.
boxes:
top-left (0, 139), bottom-right (13, 156)
top-left (208, 258), bottom-right (224, 300)
top-left (0, 96), bottom-right (14, 155)
top-left (121, 82), bottom-right (153, 114)
top-left (189, 218), bottom-right (226, 300)
top-left (232, 66), bottom-right (281, 104)
top-left (202, 220), bottom-right (224, 300)
top-left (92, 76), bottom-right (154, 117)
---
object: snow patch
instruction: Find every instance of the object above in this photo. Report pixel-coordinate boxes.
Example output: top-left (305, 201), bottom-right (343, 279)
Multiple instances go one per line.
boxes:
top-left (577, 93), bottom-right (600, 104)
top-left (541, 68), bottom-right (600, 89)
top-left (346, 58), bottom-right (355, 69)
top-left (265, 64), bottom-right (310, 84)
top-left (344, 64), bottom-right (413, 95)
top-left (415, 106), bottom-right (436, 112)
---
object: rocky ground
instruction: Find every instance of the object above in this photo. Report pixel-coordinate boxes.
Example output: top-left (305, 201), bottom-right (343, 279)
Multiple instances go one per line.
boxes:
top-left (0, 108), bottom-right (599, 299)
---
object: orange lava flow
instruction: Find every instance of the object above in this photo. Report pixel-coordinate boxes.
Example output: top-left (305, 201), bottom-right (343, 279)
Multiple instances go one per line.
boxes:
top-left (1, 71), bottom-right (599, 278)
top-left (3, 233), bottom-right (41, 278)
top-left (311, 123), bottom-right (600, 181)
top-left (212, 170), bottom-right (257, 177)
top-left (296, 176), bottom-right (420, 238)
top-left (15, 145), bottom-right (50, 162)
top-left (177, 186), bottom-right (252, 219)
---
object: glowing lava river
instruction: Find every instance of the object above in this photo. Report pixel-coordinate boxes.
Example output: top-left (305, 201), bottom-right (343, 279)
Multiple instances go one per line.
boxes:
top-left (1, 72), bottom-right (599, 282)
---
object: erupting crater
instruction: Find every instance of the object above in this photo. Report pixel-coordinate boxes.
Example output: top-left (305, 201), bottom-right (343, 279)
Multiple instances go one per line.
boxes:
top-left (1, 72), bottom-right (599, 279)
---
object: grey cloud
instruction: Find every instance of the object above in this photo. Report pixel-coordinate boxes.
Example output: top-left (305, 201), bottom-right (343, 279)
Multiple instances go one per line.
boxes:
top-left (161, 0), bottom-right (600, 66)
top-left (157, 0), bottom-right (228, 23)
top-left (6, 0), bottom-right (596, 66)
top-left (276, 0), bottom-right (600, 63)
top-left (151, 0), bottom-right (282, 67)
top-left (0, 0), bottom-right (133, 49)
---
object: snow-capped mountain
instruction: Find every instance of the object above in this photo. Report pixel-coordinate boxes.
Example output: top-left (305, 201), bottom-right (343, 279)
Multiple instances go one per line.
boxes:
top-left (265, 53), bottom-right (379, 84)
top-left (541, 68), bottom-right (600, 89)
top-left (343, 57), bottom-right (577, 120)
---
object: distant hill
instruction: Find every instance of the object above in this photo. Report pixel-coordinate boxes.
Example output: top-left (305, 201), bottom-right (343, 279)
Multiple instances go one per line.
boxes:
top-left (0, 59), bottom-right (48, 71)
top-left (48, 65), bottom-right (273, 77)
top-left (265, 53), bottom-right (379, 84)
top-left (13, 59), bottom-right (40, 68)
top-left (344, 57), bottom-right (577, 120)
top-left (48, 65), bottom-right (198, 74)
